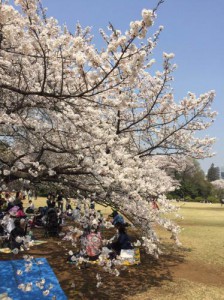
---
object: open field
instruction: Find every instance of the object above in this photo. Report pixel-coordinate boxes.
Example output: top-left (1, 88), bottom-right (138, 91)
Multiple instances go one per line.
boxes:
top-left (2, 200), bottom-right (224, 299)
top-left (134, 202), bottom-right (224, 300)
top-left (24, 196), bottom-right (113, 216)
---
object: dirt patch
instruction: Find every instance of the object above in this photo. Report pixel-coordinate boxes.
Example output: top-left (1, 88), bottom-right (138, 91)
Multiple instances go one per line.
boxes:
top-left (171, 258), bottom-right (224, 287)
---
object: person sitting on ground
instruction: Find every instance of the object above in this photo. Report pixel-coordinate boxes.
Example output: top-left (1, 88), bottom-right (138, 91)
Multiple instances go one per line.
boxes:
top-left (85, 225), bottom-right (102, 261)
top-left (13, 191), bottom-right (23, 207)
top-left (46, 194), bottom-right (56, 209)
top-left (26, 200), bottom-right (35, 214)
top-left (1, 212), bottom-right (15, 234)
top-left (5, 192), bottom-right (13, 208)
top-left (42, 202), bottom-right (56, 225)
top-left (56, 190), bottom-right (64, 212)
top-left (20, 217), bottom-right (27, 234)
top-left (96, 210), bottom-right (103, 228)
top-left (65, 198), bottom-right (72, 210)
top-left (56, 207), bottom-right (63, 225)
top-left (30, 206), bottom-right (47, 228)
top-left (90, 199), bottom-right (95, 210)
top-left (110, 210), bottom-right (125, 226)
top-left (65, 199), bottom-right (73, 217)
top-left (0, 207), bottom-right (4, 220)
top-left (6, 198), bottom-right (14, 211)
top-left (46, 194), bottom-right (51, 207)
top-left (107, 222), bottom-right (133, 257)
top-left (15, 204), bottom-right (26, 218)
top-left (73, 206), bottom-right (81, 222)
top-left (44, 207), bottom-right (60, 236)
top-left (0, 196), bottom-right (6, 211)
top-left (10, 218), bottom-right (25, 249)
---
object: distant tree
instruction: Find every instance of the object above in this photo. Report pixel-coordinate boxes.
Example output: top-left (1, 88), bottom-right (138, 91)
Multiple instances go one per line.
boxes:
top-left (169, 159), bottom-right (213, 200)
top-left (211, 179), bottom-right (224, 200)
top-left (211, 179), bottom-right (224, 190)
top-left (207, 163), bottom-right (220, 182)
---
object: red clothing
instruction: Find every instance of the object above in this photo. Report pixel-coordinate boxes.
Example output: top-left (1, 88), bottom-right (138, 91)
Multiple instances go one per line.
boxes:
top-left (16, 209), bottom-right (26, 218)
top-left (152, 200), bottom-right (159, 210)
top-left (86, 232), bottom-right (102, 257)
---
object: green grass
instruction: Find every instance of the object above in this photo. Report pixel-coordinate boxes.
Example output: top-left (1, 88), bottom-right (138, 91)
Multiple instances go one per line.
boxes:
top-left (177, 202), bottom-right (224, 266)
top-left (135, 279), bottom-right (224, 300)
top-left (148, 202), bottom-right (224, 299)
top-left (27, 196), bottom-right (113, 216)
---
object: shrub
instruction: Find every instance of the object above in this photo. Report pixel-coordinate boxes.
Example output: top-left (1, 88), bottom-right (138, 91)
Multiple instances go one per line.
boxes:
top-left (184, 196), bottom-right (193, 202)
top-left (195, 196), bottom-right (204, 202)
top-left (207, 196), bottom-right (219, 203)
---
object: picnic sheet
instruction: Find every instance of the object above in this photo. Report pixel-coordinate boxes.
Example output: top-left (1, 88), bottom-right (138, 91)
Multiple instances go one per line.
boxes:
top-left (0, 240), bottom-right (48, 254)
top-left (75, 248), bottom-right (141, 266)
top-left (0, 258), bottom-right (67, 300)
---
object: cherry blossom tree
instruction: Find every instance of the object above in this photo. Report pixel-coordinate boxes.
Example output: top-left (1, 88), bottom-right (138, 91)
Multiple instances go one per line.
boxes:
top-left (0, 0), bottom-right (216, 254)
top-left (211, 179), bottom-right (224, 190)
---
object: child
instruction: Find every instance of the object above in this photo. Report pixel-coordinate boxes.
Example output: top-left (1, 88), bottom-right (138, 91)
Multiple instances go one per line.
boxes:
top-left (72, 207), bottom-right (81, 222)
top-left (26, 200), bottom-right (35, 214)
top-left (90, 199), bottom-right (95, 210)
top-left (65, 199), bottom-right (72, 217)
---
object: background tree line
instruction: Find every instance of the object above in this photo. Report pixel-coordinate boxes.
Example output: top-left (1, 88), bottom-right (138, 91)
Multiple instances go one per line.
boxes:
top-left (168, 160), bottom-right (223, 203)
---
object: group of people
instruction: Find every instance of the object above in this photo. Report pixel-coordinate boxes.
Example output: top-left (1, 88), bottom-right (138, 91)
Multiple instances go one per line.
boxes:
top-left (0, 191), bottom-right (36, 214)
top-left (28, 192), bottom-right (67, 235)
top-left (0, 189), bottom-right (70, 247)
top-left (81, 220), bottom-right (132, 261)
top-left (0, 191), bottom-right (28, 249)
top-left (67, 204), bottom-right (133, 263)
top-left (46, 191), bottom-right (68, 212)
top-left (0, 189), bottom-right (135, 265)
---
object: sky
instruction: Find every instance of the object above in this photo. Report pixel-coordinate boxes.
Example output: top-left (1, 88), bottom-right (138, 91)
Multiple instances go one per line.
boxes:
top-left (36, 0), bottom-right (223, 172)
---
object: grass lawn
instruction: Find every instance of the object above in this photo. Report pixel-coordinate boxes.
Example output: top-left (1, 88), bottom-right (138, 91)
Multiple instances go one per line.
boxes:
top-left (177, 202), bottom-right (224, 266)
top-left (140, 202), bottom-right (224, 300)
top-left (27, 196), bottom-right (113, 216)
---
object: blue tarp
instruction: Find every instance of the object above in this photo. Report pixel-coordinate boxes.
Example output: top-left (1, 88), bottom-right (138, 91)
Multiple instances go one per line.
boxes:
top-left (0, 258), bottom-right (67, 300)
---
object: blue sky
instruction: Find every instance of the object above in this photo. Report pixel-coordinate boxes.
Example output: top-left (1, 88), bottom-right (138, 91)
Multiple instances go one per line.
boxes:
top-left (39, 0), bottom-right (223, 172)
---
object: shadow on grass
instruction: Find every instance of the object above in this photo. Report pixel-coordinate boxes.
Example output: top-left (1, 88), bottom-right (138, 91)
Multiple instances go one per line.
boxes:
top-left (0, 228), bottom-right (186, 300)
top-left (30, 239), bottom-right (186, 300)
top-left (58, 247), bottom-right (186, 300)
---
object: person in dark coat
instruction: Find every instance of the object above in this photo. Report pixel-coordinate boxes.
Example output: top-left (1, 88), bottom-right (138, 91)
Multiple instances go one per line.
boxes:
top-left (107, 222), bottom-right (133, 257)
top-left (56, 191), bottom-right (64, 212)
top-left (10, 219), bottom-right (25, 249)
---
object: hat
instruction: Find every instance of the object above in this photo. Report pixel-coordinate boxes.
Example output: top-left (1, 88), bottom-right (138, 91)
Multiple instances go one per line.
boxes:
top-left (109, 210), bottom-right (117, 218)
